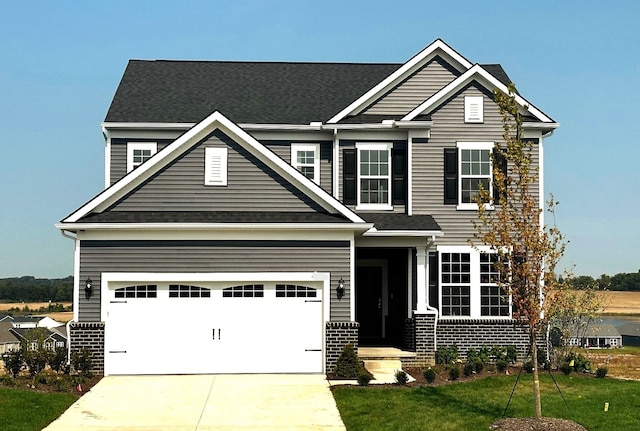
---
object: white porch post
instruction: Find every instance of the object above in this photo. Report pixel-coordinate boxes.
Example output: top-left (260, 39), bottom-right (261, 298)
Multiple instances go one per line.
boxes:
top-left (416, 247), bottom-right (428, 312)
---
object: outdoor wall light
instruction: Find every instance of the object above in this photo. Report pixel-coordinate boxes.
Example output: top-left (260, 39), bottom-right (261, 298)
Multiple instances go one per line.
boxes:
top-left (85, 277), bottom-right (93, 300)
top-left (336, 278), bottom-right (345, 300)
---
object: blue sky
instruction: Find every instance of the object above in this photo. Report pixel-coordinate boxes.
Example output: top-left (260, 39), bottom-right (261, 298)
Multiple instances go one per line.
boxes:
top-left (0, 1), bottom-right (638, 279)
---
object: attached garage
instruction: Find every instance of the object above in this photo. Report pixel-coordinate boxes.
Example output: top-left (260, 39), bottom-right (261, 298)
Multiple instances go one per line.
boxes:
top-left (102, 273), bottom-right (329, 375)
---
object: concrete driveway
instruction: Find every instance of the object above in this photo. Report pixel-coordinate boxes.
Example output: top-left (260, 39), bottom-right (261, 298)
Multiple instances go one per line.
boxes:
top-left (43, 374), bottom-right (346, 430)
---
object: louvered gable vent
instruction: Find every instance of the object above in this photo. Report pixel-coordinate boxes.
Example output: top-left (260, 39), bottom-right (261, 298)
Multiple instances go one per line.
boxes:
top-left (204, 147), bottom-right (228, 186)
top-left (464, 96), bottom-right (483, 123)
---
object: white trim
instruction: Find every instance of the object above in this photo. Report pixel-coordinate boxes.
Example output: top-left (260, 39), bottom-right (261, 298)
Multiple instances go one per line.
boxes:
top-left (204, 147), bottom-right (228, 186)
top-left (63, 111), bottom-right (365, 225)
top-left (57, 222), bottom-right (371, 234)
top-left (456, 141), bottom-right (494, 210)
top-left (349, 237), bottom-right (355, 320)
top-left (126, 142), bottom-right (157, 173)
top-left (103, 126), bottom-right (111, 188)
top-left (332, 129), bottom-right (339, 200)
top-left (355, 142), bottom-right (393, 210)
top-left (403, 64), bottom-right (555, 124)
top-left (464, 95), bottom-right (484, 123)
top-left (328, 39), bottom-right (472, 124)
top-left (291, 143), bottom-right (320, 184)
top-left (73, 237), bottom-right (80, 322)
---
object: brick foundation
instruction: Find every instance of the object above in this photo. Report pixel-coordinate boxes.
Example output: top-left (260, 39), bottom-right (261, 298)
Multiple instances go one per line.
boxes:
top-left (325, 321), bottom-right (359, 373)
top-left (402, 312), bottom-right (437, 366)
top-left (69, 322), bottom-right (105, 375)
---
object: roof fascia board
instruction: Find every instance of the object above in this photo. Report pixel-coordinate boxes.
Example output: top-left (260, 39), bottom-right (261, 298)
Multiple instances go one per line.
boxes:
top-left (102, 122), bottom-right (194, 130)
top-left (362, 230), bottom-right (443, 237)
top-left (327, 39), bottom-right (473, 124)
top-left (65, 111), bottom-right (365, 224)
top-left (104, 121), bottom-right (434, 132)
top-left (403, 65), bottom-right (554, 123)
top-left (56, 222), bottom-right (373, 231)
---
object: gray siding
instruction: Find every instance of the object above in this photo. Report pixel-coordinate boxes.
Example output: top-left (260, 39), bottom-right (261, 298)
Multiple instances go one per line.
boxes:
top-left (412, 83), bottom-right (540, 244)
top-left (110, 131), bottom-right (324, 212)
top-left (78, 240), bottom-right (351, 322)
top-left (262, 140), bottom-right (333, 194)
top-left (109, 140), bottom-right (172, 185)
top-left (365, 56), bottom-right (460, 116)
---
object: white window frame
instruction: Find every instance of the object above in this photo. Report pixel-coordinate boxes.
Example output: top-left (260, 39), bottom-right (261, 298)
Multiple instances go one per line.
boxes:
top-left (291, 143), bottom-right (320, 184)
top-left (437, 245), bottom-right (511, 320)
top-left (126, 142), bottom-right (157, 172)
top-left (464, 96), bottom-right (484, 123)
top-left (356, 142), bottom-right (393, 210)
top-left (204, 147), bottom-right (228, 186)
top-left (456, 141), bottom-right (494, 211)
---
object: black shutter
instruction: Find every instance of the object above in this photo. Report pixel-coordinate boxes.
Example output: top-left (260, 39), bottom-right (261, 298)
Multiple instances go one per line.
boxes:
top-left (493, 148), bottom-right (507, 205)
top-left (444, 148), bottom-right (458, 205)
top-left (343, 149), bottom-right (356, 205)
top-left (392, 147), bottom-right (407, 205)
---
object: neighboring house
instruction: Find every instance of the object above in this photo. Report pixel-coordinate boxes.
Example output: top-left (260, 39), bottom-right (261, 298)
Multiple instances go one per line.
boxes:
top-left (618, 322), bottom-right (640, 346)
top-left (0, 314), bottom-right (14, 323)
top-left (0, 321), bottom-right (20, 354)
top-left (11, 316), bottom-right (62, 329)
top-left (564, 321), bottom-right (623, 349)
top-left (9, 327), bottom-right (67, 351)
top-left (56, 39), bottom-right (558, 376)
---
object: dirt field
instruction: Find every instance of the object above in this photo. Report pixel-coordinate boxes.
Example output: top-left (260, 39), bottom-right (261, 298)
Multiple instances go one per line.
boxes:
top-left (597, 291), bottom-right (640, 315)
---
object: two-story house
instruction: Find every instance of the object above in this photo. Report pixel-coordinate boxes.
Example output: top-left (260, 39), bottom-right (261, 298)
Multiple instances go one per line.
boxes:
top-left (57, 39), bottom-right (557, 376)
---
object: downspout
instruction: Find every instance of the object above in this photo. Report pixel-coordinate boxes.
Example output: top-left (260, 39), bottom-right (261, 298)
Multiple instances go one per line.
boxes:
top-left (332, 127), bottom-right (339, 200)
top-left (424, 235), bottom-right (439, 352)
top-left (102, 125), bottom-right (111, 189)
top-left (59, 229), bottom-right (78, 366)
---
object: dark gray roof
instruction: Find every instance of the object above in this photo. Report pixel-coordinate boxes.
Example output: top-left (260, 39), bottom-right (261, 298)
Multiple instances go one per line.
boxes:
top-left (480, 64), bottom-right (513, 88)
top-left (79, 211), bottom-right (350, 224)
top-left (359, 213), bottom-right (441, 231)
top-left (0, 321), bottom-right (19, 344)
top-left (105, 60), bottom-right (400, 124)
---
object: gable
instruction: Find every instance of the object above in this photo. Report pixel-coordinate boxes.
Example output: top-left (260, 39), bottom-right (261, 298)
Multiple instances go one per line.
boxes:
top-left (363, 56), bottom-right (461, 116)
top-left (108, 130), bottom-right (326, 213)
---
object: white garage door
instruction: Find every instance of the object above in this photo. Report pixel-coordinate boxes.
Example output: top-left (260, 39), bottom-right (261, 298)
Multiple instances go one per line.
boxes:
top-left (103, 276), bottom-right (325, 375)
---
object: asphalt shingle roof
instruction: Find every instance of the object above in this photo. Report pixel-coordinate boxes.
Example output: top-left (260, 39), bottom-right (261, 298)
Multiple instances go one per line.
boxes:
top-left (358, 213), bottom-right (441, 231)
top-left (79, 211), bottom-right (350, 224)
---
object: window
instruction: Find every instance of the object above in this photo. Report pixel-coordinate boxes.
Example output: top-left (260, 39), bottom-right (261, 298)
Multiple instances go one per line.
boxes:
top-left (204, 147), bottom-right (228, 186)
top-left (169, 284), bottom-right (211, 298)
top-left (291, 144), bottom-right (320, 184)
top-left (275, 284), bottom-right (317, 298)
top-left (457, 142), bottom-right (494, 209)
top-left (439, 247), bottom-right (510, 319)
top-left (356, 143), bottom-right (392, 209)
top-left (465, 96), bottom-right (484, 123)
top-left (114, 285), bottom-right (157, 298)
top-left (127, 142), bottom-right (157, 172)
top-left (222, 284), bottom-right (264, 298)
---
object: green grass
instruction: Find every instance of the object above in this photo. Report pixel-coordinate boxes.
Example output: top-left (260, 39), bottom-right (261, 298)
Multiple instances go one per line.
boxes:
top-left (332, 373), bottom-right (640, 431)
top-left (0, 386), bottom-right (78, 431)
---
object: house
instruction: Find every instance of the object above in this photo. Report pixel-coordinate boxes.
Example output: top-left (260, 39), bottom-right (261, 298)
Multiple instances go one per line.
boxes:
top-left (9, 327), bottom-right (67, 351)
top-left (618, 322), bottom-right (640, 346)
top-left (56, 39), bottom-right (557, 376)
top-left (0, 314), bottom-right (14, 323)
top-left (563, 320), bottom-right (623, 349)
top-left (0, 321), bottom-right (20, 354)
top-left (10, 315), bottom-right (63, 329)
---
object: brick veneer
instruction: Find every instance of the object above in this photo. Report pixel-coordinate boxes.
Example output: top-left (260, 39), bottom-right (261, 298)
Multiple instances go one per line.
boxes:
top-left (325, 321), bottom-right (359, 373)
top-left (402, 312), bottom-right (437, 366)
top-left (69, 322), bottom-right (105, 375)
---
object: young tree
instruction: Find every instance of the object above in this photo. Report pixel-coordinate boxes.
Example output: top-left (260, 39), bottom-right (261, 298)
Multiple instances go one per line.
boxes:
top-left (471, 84), bottom-right (568, 418)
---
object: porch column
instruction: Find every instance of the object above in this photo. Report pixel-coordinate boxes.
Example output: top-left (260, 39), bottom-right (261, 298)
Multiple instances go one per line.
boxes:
top-left (416, 247), bottom-right (428, 312)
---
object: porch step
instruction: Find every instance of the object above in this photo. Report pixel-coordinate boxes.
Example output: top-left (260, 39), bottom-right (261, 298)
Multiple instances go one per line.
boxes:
top-left (359, 347), bottom-right (417, 384)
top-left (358, 347), bottom-right (417, 360)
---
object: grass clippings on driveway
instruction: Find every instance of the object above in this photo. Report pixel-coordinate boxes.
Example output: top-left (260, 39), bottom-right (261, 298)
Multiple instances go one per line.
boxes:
top-left (332, 373), bottom-right (640, 431)
top-left (0, 386), bottom-right (78, 431)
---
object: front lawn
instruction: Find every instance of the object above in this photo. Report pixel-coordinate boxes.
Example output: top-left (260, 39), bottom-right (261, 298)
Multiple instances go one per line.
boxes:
top-left (332, 373), bottom-right (640, 431)
top-left (0, 386), bottom-right (77, 431)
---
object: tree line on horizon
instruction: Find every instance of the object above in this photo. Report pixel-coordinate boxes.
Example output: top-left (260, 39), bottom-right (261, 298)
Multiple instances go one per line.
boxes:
top-left (0, 276), bottom-right (73, 302)
top-left (565, 270), bottom-right (640, 291)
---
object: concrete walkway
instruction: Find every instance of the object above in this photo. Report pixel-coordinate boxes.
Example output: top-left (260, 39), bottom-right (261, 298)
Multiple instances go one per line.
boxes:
top-left (43, 374), bottom-right (346, 431)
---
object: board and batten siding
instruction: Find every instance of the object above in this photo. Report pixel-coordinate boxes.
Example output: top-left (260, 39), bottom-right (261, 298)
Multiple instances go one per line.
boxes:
top-left (110, 130), bottom-right (324, 212)
top-left (262, 140), bottom-right (333, 194)
top-left (365, 56), bottom-right (461, 116)
top-left (109, 139), bottom-right (173, 186)
top-left (412, 83), bottom-right (540, 245)
top-left (78, 240), bottom-right (351, 322)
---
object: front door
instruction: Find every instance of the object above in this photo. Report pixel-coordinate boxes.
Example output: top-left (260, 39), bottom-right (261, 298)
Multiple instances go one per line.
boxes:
top-left (356, 264), bottom-right (385, 343)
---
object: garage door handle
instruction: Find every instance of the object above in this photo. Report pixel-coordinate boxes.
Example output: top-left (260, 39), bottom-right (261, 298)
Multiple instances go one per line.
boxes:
top-left (305, 349), bottom-right (321, 352)
top-left (109, 350), bottom-right (127, 354)
top-left (305, 300), bottom-right (321, 303)
top-left (213, 329), bottom-right (221, 340)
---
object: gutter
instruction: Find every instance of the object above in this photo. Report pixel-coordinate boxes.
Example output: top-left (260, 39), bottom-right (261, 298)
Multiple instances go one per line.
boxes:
top-left (425, 235), bottom-right (440, 352)
top-left (59, 229), bottom-right (77, 366)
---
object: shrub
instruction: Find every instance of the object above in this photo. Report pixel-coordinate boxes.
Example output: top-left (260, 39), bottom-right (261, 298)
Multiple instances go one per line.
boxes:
top-left (560, 363), bottom-right (573, 375)
top-left (357, 372), bottom-right (372, 386)
top-left (467, 345), bottom-right (491, 366)
top-left (0, 374), bottom-right (15, 386)
top-left (523, 360), bottom-right (534, 373)
top-left (565, 352), bottom-right (591, 372)
top-left (71, 348), bottom-right (93, 377)
top-left (3, 350), bottom-right (24, 378)
top-left (33, 371), bottom-right (50, 385)
top-left (395, 370), bottom-right (409, 385)
top-left (596, 366), bottom-right (608, 379)
top-left (24, 348), bottom-right (50, 377)
top-left (53, 376), bottom-right (67, 392)
top-left (423, 368), bottom-right (436, 384)
top-left (49, 347), bottom-right (68, 373)
top-left (436, 345), bottom-right (458, 365)
top-left (448, 365), bottom-right (460, 381)
top-left (496, 359), bottom-right (509, 372)
top-left (473, 359), bottom-right (484, 373)
top-left (463, 363), bottom-right (474, 377)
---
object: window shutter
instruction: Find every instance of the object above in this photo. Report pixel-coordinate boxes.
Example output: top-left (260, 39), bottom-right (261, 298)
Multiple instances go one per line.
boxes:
top-left (343, 148), bottom-right (356, 204)
top-left (493, 148), bottom-right (507, 204)
top-left (392, 147), bottom-right (407, 205)
top-left (204, 147), bottom-right (228, 186)
top-left (444, 148), bottom-right (458, 204)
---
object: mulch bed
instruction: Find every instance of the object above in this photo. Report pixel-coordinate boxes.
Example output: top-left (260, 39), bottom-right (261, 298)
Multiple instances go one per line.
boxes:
top-left (490, 418), bottom-right (588, 431)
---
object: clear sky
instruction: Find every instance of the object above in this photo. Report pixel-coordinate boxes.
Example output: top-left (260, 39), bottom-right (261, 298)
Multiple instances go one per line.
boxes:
top-left (0, 1), bottom-right (638, 279)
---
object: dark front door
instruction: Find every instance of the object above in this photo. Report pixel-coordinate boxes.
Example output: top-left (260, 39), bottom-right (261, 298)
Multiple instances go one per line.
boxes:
top-left (356, 265), bottom-right (383, 342)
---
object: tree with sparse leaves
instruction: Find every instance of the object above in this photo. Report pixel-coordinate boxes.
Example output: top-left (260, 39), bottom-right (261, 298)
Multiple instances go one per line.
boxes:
top-left (471, 84), bottom-right (596, 419)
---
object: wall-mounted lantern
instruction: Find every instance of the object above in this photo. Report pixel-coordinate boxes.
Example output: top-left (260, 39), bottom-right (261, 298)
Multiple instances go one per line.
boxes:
top-left (85, 277), bottom-right (93, 300)
top-left (336, 278), bottom-right (345, 300)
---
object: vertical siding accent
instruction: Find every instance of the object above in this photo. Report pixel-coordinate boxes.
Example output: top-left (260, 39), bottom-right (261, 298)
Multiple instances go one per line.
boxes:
top-left (365, 56), bottom-right (461, 116)
top-left (411, 83), bottom-right (540, 245)
top-left (109, 131), bottom-right (324, 212)
top-left (78, 240), bottom-right (352, 322)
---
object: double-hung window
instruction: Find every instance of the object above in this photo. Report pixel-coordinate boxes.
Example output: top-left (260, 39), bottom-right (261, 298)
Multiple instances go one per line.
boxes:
top-left (126, 142), bottom-right (157, 172)
top-left (356, 143), bottom-right (392, 210)
top-left (457, 142), bottom-right (493, 210)
top-left (291, 143), bottom-right (320, 184)
top-left (439, 246), bottom-right (510, 318)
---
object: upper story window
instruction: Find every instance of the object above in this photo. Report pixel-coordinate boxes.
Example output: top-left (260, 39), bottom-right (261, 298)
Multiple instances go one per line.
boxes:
top-left (464, 96), bottom-right (484, 123)
top-left (444, 142), bottom-right (494, 210)
top-left (204, 147), bottom-right (228, 186)
top-left (127, 142), bottom-right (157, 172)
top-left (291, 143), bottom-right (320, 184)
top-left (356, 143), bottom-right (393, 210)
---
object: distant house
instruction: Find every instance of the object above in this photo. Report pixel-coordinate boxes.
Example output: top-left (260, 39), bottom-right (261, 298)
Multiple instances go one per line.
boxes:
top-left (563, 319), bottom-right (623, 349)
top-left (10, 316), bottom-right (62, 329)
top-left (0, 314), bottom-right (14, 323)
top-left (9, 327), bottom-right (67, 351)
top-left (618, 322), bottom-right (640, 346)
top-left (0, 321), bottom-right (20, 354)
